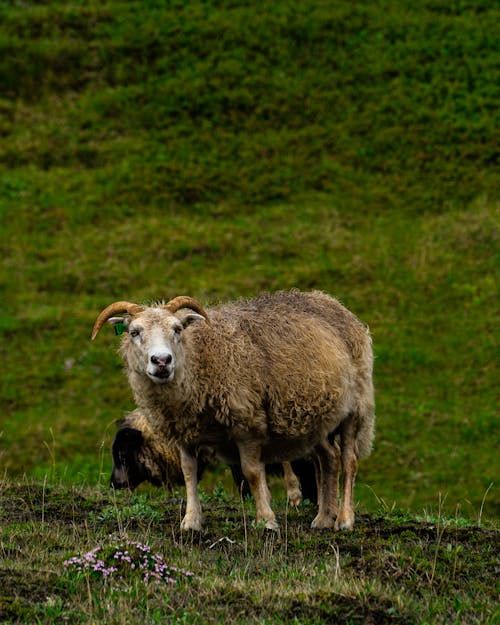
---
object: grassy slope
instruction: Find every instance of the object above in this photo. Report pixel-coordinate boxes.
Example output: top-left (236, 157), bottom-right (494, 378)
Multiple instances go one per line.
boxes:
top-left (0, 0), bottom-right (499, 523)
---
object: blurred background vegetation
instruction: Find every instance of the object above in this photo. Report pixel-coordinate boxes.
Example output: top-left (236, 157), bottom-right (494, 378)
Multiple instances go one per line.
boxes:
top-left (0, 0), bottom-right (498, 520)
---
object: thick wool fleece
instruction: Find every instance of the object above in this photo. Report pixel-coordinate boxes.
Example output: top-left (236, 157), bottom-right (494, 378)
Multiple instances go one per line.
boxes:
top-left (119, 291), bottom-right (374, 464)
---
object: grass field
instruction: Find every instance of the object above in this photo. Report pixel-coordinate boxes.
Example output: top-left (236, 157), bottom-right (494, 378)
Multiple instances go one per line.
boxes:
top-left (1, 480), bottom-right (499, 624)
top-left (0, 1), bottom-right (498, 622)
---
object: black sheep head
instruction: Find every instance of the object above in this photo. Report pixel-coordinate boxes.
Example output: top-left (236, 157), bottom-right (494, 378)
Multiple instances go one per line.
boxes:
top-left (110, 427), bottom-right (161, 490)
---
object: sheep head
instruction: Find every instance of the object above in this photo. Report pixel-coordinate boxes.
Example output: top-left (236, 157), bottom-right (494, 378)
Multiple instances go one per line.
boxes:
top-left (110, 426), bottom-right (151, 490)
top-left (91, 296), bottom-right (209, 385)
top-left (110, 411), bottom-right (185, 490)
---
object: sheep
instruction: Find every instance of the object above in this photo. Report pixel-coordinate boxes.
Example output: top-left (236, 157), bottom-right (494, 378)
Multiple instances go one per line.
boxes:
top-left (92, 290), bottom-right (375, 531)
top-left (110, 409), bottom-right (197, 490)
top-left (110, 408), bottom-right (315, 504)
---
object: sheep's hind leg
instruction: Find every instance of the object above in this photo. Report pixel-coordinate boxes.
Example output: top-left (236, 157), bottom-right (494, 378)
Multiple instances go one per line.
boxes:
top-left (179, 446), bottom-right (202, 531)
top-left (311, 438), bottom-right (340, 529)
top-left (237, 440), bottom-right (279, 530)
top-left (335, 417), bottom-right (358, 531)
top-left (282, 461), bottom-right (302, 506)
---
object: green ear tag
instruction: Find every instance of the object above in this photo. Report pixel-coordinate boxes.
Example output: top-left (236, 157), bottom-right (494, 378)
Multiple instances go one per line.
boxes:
top-left (114, 322), bottom-right (126, 336)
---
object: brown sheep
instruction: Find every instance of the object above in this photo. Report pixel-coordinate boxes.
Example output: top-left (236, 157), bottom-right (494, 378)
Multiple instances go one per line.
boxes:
top-left (92, 290), bottom-right (375, 531)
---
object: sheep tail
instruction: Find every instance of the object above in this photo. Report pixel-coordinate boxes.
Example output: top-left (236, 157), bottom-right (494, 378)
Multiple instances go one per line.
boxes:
top-left (355, 406), bottom-right (376, 460)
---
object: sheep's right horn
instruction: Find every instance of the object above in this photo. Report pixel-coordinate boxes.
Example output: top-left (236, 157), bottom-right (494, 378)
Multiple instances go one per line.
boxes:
top-left (91, 301), bottom-right (144, 340)
top-left (163, 296), bottom-right (210, 322)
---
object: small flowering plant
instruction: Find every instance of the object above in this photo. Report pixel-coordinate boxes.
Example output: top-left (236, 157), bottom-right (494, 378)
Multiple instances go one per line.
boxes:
top-left (63, 541), bottom-right (194, 587)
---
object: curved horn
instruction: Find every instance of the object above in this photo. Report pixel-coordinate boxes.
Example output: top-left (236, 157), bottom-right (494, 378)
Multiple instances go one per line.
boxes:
top-left (91, 301), bottom-right (145, 340)
top-left (163, 296), bottom-right (210, 322)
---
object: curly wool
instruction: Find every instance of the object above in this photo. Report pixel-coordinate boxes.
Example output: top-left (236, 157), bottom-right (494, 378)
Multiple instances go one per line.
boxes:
top-left (121, 290), bottom-right (374, 463)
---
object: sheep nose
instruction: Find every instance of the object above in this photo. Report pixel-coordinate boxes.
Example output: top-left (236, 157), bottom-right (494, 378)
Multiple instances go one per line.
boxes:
top-left (151, 354), bottom-right (172, 366)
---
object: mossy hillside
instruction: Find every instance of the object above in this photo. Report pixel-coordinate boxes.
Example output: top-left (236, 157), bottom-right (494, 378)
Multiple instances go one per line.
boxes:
top-left (0, 1), bottom-right (497, 211)
top-left (2, 200), bottom-right (497, 518)
top-left (0, 0), bottom-right (498, 520)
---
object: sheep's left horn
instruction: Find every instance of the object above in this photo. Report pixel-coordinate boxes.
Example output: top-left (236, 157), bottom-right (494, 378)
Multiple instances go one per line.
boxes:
top-left (91, 301), bottom-right (145, 340)
top-left (163, 296), bottom-right (210, 322)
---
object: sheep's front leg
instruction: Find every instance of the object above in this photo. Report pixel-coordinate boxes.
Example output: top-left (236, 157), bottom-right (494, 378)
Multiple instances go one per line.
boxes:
top-left (237, 440), bottom-right (279, 530)
top-left (179, 445), bottom-right (202, 531)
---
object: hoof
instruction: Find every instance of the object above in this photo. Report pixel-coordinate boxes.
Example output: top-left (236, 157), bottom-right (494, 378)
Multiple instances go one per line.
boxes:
top-left (311, 515), bottom-right (335, 530)
top-left (334, 516), bottom-right (354, 531)
top-left (288, 491), bottom-right (303, 507)
top-left (181, 515), bottom-right (202, 532)
top-left (265, 519), bottom-right (280, 531)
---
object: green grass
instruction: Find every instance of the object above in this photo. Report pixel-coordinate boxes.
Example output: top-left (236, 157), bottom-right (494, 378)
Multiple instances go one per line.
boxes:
top-left (0, 1), bottom-right (498, 211)
top-left (1, 199), bottom-right (497, 519)
top-left (0, 480), bottom-right (498, 625)
top-left (2, 5), bottom-right (498, 622)
top-left (0, 0), bottom-right (498, 538)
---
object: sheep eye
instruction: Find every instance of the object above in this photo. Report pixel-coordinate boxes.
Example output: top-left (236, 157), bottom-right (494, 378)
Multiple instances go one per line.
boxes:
top-left (130, 329), bottom-right (140, 338)
top-left (173, 325), bottom-right (182, 335)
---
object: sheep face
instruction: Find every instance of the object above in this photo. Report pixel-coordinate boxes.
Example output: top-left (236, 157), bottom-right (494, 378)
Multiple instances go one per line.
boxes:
top-left (110, 427), bottom-right (155, 489)
top-left (110, 308), bottom-right (205, 385)
top-left (111, 416), bottom-right (201, 491)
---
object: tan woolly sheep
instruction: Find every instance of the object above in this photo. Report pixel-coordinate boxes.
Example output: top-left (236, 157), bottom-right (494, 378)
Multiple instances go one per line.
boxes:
top-left (93, 290), bottom-right (375, 531)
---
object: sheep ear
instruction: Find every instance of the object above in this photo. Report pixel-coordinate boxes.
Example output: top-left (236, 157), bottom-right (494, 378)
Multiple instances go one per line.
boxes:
top-left (179, 312), bottom-right (206, 329)
top-left (107, 317), bottom-right (129, 336)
